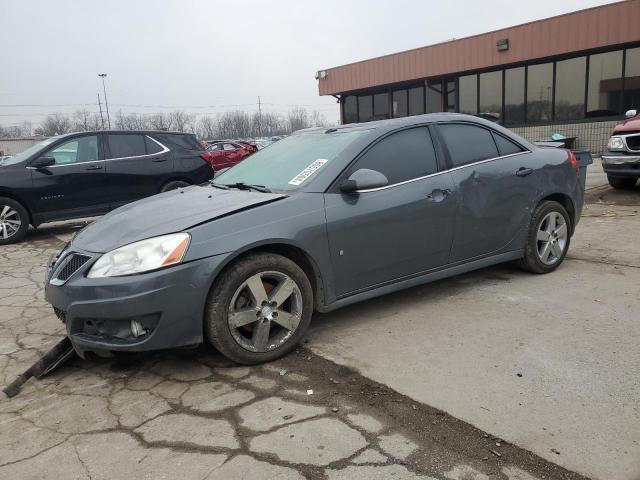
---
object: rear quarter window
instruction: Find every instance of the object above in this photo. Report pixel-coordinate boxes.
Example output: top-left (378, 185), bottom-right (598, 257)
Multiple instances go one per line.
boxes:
top-left (492, 132), bottom-right (525, 156)
top-left (158, 134), bottom-right (203, 152)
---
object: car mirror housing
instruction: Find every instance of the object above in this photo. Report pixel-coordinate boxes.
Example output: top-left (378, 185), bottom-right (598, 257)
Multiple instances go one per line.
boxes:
top-left (625, 109), bottom-right (638, 118)
top-left (31, 156), bottom-right (56, 168)
top-left (340, 168), bottom-right (389, 193)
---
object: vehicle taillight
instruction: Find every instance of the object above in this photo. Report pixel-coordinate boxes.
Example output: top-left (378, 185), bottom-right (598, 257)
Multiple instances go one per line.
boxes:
top-left (200, 152), bottom-right (213, 163)
top-left (567, 150), bottom-right (579, 173)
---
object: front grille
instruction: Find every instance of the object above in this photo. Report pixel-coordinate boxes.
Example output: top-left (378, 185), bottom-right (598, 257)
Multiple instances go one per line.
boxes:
top-left (55, 254), bottom-right (91, 281)
top-left (626, 135), bottom-right (640, 151)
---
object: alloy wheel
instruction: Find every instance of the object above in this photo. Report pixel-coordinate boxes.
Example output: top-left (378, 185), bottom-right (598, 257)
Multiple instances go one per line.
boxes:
top-left (536, 211), bottom-right (568, 265)
top-left (227, 271), bottom-right (303, 352)
top-left (0, 205), bottom-right (21, 240)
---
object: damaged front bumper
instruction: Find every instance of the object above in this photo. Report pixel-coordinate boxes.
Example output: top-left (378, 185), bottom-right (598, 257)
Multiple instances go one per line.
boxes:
top-left (44, 247), bottom-right (228, 357)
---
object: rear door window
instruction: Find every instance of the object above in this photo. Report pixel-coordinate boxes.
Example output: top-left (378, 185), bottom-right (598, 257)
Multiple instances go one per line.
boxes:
top-left (107, 134), bottom-right (146, 159)
top-left (438, 124), bottom-right (499, 167)
top-left (492, 132), bottom-right (525, 156)
top-left (349, 127), bottom-right (438, 185)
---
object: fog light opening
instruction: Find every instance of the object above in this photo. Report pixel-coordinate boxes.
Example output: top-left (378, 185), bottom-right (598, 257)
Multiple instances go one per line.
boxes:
top-left (130, 320), bottom-right (147, 338)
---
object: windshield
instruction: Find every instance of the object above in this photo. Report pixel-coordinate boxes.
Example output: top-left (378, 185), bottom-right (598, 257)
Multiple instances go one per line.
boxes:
top-left (0, 137), bottom-right (58, 166)
top-left (214, 130), bottom-right (364, 191)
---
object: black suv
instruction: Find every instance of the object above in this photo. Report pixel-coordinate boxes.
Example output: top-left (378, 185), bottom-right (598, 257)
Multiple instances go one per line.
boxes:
top-left (0, 130), bottom-right (214, 244)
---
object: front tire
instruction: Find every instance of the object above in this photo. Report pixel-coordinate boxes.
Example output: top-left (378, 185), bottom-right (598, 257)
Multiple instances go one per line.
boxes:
top-left (517, 200), bottom-right (570, 274)
top-left (204, 253), bottom-right (313, 365)
top-left (607, 176), bottom-right (637, 190)
top-left (0, 197), bottom-right (29, 245)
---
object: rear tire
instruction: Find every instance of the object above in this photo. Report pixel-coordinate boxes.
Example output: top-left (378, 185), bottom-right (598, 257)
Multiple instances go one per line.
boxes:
top-left (160, 180), bottom-right (190, 193)
top-left (517, 200), bottom-right (570, 274)
top-left (607, 176), bottom-right (637, 190)
top-left (0, 197), bottom-right (29, 245)
top-left (204, 253), bottom-right (313, 365)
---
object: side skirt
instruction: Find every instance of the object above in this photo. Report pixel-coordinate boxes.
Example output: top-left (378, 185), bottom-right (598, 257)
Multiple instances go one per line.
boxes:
top-left (320, 250), bottom-right (523, 313)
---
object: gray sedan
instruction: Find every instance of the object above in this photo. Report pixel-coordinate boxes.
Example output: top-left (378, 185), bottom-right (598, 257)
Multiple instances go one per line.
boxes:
top-left (45, 114), bottom-right (585, 364)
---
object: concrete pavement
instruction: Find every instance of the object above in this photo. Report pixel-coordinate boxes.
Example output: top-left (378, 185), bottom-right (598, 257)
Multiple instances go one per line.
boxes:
top-left (310, 161), bottom-right (640, 480)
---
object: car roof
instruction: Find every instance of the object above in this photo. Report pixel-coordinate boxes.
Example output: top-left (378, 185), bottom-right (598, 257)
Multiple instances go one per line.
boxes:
top-left (55, 130), bottom-right (195, 138)
top-left (293, 112), bottom-right (536, 149)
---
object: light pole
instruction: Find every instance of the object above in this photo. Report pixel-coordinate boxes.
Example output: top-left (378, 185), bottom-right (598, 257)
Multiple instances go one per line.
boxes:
top-left (98, 74), bottom-right (111, 129)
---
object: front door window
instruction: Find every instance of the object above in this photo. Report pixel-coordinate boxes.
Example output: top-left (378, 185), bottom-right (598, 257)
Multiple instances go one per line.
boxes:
top-left (49, 136), bottom-right (99, 164)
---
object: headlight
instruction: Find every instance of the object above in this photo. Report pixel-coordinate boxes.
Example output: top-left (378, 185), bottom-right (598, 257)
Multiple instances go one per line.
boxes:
top-left (87, 233), bottom-right (190, 278)
top-left (607, 136), bottom-right (625, 151)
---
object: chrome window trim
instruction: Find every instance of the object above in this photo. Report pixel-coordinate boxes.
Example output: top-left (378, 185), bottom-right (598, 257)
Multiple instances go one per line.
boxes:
top-left (26, 135), bottom-right (170, 169)
top-left (355, 151), bottom-right (531, 193)
top-left (105, 135), bottom-right (170, 161)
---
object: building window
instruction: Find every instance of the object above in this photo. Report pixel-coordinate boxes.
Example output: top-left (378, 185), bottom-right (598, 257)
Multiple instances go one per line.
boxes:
top-left (344, 96), bottom-right (357, 124)
top-left (526, 63), bottom-right (553, 123)
top-left (624, 47), bottom-right (640, 112)
top-left (426, 80), bottom-right (442, 113)
top-left (358, 95), bottom-right (373, 122)
top-left (587, 50), bottom-right (623, 117)
top-left (504, 67), bottom-right (525, 125)
top-left (373, 93), bottom-right (389, 120)
top-left (479, 71), bottom-right (502, 116)
top-left (392, 90), bottom-right (408, 118)
top-left (555, 56), bottom-right (586, 121)
top-left (408, 86), bottom-right (425, 116)
top-left (459, 75), bottom-right (477, 115)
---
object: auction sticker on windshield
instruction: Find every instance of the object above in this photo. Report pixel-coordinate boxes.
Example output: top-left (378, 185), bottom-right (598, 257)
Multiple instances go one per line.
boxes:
top-left (288, 159), bottom-right (328, 186)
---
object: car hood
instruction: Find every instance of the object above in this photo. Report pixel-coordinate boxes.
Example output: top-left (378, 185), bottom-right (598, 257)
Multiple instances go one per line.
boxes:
top-left (613, 115), bottom-right (640, 133)
top-left (73, 185), bottom-right (287, 253)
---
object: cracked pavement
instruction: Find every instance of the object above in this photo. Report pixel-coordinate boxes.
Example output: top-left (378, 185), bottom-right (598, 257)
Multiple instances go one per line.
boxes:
top-left (0, 226), bottom-right (586, 479)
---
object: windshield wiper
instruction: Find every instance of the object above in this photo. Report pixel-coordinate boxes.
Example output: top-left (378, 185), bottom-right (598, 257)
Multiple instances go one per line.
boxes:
top-left (224, 182), bottom-right (272, 193)
top-left (209, 182), bottom-right (230, 190)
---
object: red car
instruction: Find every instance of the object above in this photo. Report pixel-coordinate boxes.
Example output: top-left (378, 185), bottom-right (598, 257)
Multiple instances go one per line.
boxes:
top-left (204, 141), bottom-right (253, 170)
top-left (602, 109), bottom-right (640, 189)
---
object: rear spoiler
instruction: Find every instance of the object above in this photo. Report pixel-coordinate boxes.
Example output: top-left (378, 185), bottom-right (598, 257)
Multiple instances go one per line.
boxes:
top-left (534, 141), bottom-right (565, 148)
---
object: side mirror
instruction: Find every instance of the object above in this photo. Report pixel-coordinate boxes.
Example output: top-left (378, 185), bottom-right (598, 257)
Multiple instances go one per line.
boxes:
top-left (31, 156), bottom-right (56, 169)
top-left (625, 109), bottom-right (638, 119)
top-left (340, 168), bottom-right (389, 193)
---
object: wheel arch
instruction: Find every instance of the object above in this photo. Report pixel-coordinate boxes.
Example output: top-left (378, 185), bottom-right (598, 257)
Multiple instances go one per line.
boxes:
top-left (210, 241), bottom-right (327, 312)
top-left (160, 177), bottom-right (193, 191)
top-left (538, 193), bottom-right (576, 234)
top-left (0, 189), bottom-right (34, 225)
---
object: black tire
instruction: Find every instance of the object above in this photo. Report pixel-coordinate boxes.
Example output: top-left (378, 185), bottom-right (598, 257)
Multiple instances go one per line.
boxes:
top-left (0, 197), bottom-right (29, 245)
top-left (517, 200), bottom-right (571, 274)
top-left (607, 176), bottom-right (637, 190)
top-left (160, 180), bottom-right (190, 193)
top-left (204, 253), bottom-right (313, 365)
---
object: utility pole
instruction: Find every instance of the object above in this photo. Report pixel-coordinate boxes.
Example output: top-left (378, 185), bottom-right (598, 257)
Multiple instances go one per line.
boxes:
top-left (257, 96), bottom-right (262, 137)
top-left (98, 74), bottom-right (111, 129)
top-left (97, 93), bottom-right (105, 129)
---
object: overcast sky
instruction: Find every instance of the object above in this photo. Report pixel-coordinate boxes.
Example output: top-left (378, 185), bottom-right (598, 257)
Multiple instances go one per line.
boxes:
top-left (0, 0), bottom-right (617, 126)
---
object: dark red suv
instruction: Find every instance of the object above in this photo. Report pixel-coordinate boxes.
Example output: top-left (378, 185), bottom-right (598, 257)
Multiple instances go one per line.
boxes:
top-left (204, 141), bottom-right (253, 170)
top-left (602, 109), bottom-right (640, 189)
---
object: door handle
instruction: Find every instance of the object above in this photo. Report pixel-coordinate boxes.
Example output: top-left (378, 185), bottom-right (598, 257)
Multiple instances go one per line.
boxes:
top-left (152, 157), bottom-right (167, 162)
top-left (516, 167), bottom-right (533, 177)
top-left (426, 189), bottom-right (451, 202)
top-left (85, 165), bottom-right (102, 171)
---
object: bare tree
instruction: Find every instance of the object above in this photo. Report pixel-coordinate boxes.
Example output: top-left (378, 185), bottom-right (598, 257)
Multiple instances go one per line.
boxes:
top-left (287, 107), bottom-right (310, 132)
top-left (197, 116), bottom-right (217, 140)
top-left (168, 111), bottom-right (196, 133)
top-left (73, 110), bottom-right (101, 131)
top-left (148, 112), bottom-right (173, 131)
top-left (36, 113), bottom-right (72, 136)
